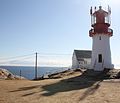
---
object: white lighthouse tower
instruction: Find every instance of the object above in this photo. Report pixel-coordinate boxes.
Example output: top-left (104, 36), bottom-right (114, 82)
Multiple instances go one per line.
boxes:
top-left (89, 6), bottom-right (114, 71)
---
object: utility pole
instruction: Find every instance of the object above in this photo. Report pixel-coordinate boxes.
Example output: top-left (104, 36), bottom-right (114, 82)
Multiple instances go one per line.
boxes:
top-left (35, 52), bottom-right (38, 80)
top-left (20, 69), bottom-right (21, 79)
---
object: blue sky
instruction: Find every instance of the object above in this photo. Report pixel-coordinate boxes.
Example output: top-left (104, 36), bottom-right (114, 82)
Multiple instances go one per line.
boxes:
top-left (0, 0), bottom-right (120, 67)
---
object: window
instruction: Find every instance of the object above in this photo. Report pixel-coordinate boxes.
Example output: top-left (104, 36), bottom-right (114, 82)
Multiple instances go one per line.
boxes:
top-left (98, 54), bottom-right (102, 63)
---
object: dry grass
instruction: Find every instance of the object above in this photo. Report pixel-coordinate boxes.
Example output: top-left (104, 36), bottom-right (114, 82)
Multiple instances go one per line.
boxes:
top-left (0, 71), bottom-right (120, 103)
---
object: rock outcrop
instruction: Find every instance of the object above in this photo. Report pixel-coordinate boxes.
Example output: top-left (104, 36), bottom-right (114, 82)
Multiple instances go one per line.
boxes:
top-left (0, 68), bottom-right (25, 80)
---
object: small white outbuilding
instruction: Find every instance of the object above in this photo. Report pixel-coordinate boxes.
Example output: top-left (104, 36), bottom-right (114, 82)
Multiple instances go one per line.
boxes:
top-left (72, 50), bottom-right (91, 69)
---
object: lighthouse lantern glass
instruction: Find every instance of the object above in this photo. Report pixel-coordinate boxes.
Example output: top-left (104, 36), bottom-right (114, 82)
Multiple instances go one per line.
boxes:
top-left (105, 14), bottom-right (110, 24)
top-left (91, 15), bottom-right (96, 25)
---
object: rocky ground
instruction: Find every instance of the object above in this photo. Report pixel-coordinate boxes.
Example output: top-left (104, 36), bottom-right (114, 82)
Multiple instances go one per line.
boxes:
top-left (0, 68), bottom-right (120, 103)
top-left (0, 68), bottom-right (25, 80)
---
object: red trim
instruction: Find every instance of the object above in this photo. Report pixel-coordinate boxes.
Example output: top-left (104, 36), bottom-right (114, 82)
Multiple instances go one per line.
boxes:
top-left (89, 29), bottom-right (113, 37)
top-left (89, 33), bottom-right (113, 37)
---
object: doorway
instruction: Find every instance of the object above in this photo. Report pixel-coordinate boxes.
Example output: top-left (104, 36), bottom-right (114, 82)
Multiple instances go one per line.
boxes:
top-left (98, 54), bottom-right (102, 63)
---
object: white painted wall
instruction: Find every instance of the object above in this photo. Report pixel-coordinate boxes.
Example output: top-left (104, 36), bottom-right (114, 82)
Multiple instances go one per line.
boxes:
top-left (72, 52), bottom-right (79, 69)
top-left (91, 34), bottom-right (114, 71)
top-left (72, 52), bottom-right (91, 69)
top-left (81, 58), bottom-right (91, 69)
top-left (84, 58), bottom-right (91, 65)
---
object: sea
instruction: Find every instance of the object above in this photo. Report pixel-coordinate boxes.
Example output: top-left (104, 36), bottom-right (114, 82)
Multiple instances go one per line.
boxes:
top-left (0, 66), bottom-right (69, 80)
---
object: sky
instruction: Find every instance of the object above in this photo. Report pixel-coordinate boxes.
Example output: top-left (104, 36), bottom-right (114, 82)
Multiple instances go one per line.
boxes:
top-left (0, 0), bottom-right (120, 67)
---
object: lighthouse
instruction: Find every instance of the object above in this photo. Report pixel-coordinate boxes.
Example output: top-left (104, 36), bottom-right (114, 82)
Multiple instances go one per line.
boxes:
top-left (89, 6), bottom-right (114, 71)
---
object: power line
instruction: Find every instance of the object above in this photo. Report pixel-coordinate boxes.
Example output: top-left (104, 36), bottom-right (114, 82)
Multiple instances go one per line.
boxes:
top-left (0, 52), bottom-right (72, 66)
top-left (0, 53), bottom-right (35, 61)
top-left (0, 53), bottom-right (71, 61)
top-left (37, 52), bottom-right (72, 56)
top-left (0, 56), bottom-right (34, 64)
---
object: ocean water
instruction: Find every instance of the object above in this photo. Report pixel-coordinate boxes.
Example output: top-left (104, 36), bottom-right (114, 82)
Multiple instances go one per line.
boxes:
top-left (0, 66), bottom-right (69, 80)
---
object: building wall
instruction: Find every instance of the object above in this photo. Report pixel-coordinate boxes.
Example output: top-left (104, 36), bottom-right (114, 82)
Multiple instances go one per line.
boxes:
top-left (81, 58), bottom-right (91, 69)
top-left (72, 52), bottom-right (91, 69)
top-left (72, 52), bottom-right (79, 69)
top-left (91, 34), bottom-right (114, 71)
top-left (84, 58), bottom-right (91, 64)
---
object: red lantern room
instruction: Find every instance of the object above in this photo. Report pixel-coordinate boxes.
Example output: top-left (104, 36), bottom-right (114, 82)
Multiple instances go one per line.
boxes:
top-left (89, 6), bottom-right (113, 37)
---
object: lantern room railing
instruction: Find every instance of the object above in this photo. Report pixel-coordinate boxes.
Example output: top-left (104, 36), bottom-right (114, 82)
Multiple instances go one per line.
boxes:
top-left (89, 28), bottom-right (113, 37)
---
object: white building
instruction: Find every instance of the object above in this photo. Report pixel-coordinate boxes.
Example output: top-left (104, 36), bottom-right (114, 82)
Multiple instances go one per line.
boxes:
top-left (72, 50), bottom-right (91, 69)
top-left (89, 6), bottom-right (114, 71)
